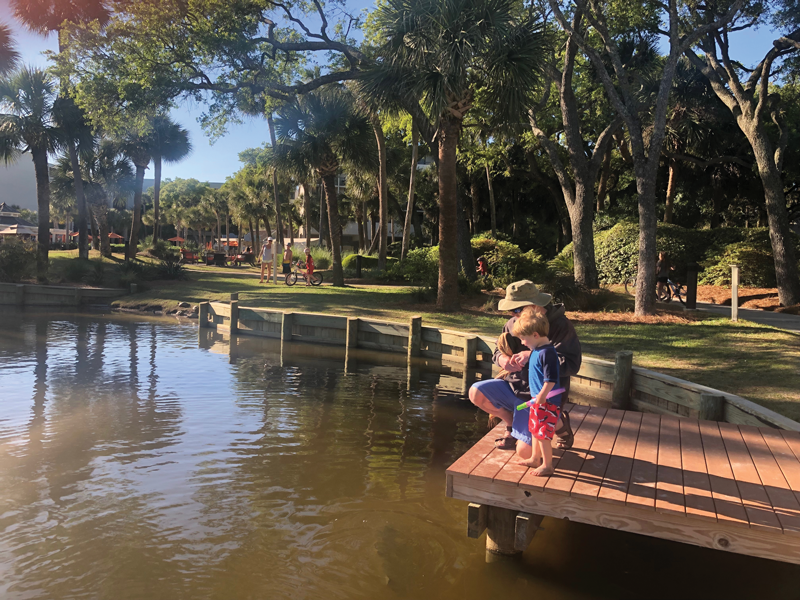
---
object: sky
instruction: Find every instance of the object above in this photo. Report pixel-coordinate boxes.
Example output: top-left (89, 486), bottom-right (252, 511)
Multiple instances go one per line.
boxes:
top-left (0, 0), bottom-right (785, 185)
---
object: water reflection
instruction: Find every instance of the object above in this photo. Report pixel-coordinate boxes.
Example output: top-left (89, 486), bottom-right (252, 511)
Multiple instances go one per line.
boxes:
top-left (1, 311), bottom-right (799, 600)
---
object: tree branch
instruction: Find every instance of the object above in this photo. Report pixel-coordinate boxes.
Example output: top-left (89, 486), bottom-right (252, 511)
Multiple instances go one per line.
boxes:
top-left (662, 150), bottom-right (750, 168)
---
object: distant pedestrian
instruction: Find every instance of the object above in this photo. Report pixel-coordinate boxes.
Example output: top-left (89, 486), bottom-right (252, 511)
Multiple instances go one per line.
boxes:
top-left (260, 237), bottom-right (274, 284)
top-left (283, 242), bottom-right (293, 275)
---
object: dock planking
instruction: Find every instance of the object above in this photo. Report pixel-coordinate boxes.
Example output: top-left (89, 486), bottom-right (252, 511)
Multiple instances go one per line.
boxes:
top-left (447, 407), bottom-right (800, 565)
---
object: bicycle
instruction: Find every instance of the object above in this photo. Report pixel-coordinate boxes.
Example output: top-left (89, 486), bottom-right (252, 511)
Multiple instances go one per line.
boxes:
top-left (624, 275), bottom-right (686, 304)
top-left (284, 260), bottom-right (323, 286)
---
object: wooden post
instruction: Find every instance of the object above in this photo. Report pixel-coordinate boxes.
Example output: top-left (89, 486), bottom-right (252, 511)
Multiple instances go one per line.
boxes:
top-left (273, 246), bottom-right (277, 284)
top-left (16, 284), bottom-right (24, 307)
top-left (129, 283), bottom-right (138, 295)
top-left (486, 506), bottom-right (520, 558)
top-left (408, 316), bottom-right (422, 358)
top-left (346, 317), bottom-right (359, 350)
top-left (611, 351), bottom-right (634, 410)
top-left (698, 393), bottom-right (725, 422)
top-left (463, 335), bottom-right (477, 369)
top-left (685, 262), bottom-right (698, 310)
top-left (229, 300), bottom-right (239, 334)
top-left (731, 264), bottom-right (740, 322)
top-left (230, 292), bottom-right (239, 301)
top-left (514, 512), bottom-right (545, 551)
top-left (198, 301), bottom-right (210, 328)
top-left (74, 287), bottom-right (82, 307)
top-left (281, 312), bottom-right (294, 343)
top-left (468, 503), bottom-right (487, 538)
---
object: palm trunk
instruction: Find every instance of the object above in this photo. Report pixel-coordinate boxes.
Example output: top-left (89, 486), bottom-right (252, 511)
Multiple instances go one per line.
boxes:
top-left (254, 217), bottom-right (261, 254)
top-left (248, 219), bottom-right (254, 253)
top-left (356, 202), bottom-right (365, 252)
top-left (437, 118), bottom-right (461, 311)
top-left (67, 140), bottom-right (89, 260)
top-left (470, 177), bottom-right (480, 234)
top-left (32, 148), bottom-right (51, 281)
top-left (367, 112), bottom-right (389, 269)
top-left (152, 155), bottom-right (162, 243)
top-left (127, 164), bottom-right (146, 261)
top-left (485, 161), bottom-right (497, 238)
top-left (267, 115), bottom-right (284, 246)
top-left (96, 204), bottom-right (110, 257)
top-left (321, 173), bottom-right (345, 286)
top-left (664, 158), bottom-right (677, 223)
top-left (90, 207), bottom-right (100, 250)
top-left (303, 183), bottom-right (311, 248)
top-left (318, 180), bottom-right (327, 248)
top-left (401, 123), bottom-right (419, 260)
top-left (457, 194), bottom-right (476, 282)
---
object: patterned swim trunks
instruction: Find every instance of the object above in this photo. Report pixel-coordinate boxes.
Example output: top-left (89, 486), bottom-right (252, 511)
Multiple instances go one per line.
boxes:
top-left (530, 401), bottom-right (562, 441)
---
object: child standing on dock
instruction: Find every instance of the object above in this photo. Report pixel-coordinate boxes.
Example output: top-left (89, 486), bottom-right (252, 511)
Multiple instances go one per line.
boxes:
top-left (512, 312), bottom-right (563, 476)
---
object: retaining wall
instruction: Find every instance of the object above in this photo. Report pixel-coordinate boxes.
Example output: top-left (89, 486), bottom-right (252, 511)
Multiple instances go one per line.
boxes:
top-left (0, 283), bottom-right (127, 307)
top-left (199, 300), bottom-right (800, 432)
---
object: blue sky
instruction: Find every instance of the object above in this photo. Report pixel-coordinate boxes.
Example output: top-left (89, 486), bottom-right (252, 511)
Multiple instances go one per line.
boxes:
top-left (0, 0), bottom-right (784, 184)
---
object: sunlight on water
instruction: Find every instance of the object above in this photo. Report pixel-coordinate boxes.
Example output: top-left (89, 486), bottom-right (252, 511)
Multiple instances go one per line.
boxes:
top-left (0, 310), bottom-right (798, 600)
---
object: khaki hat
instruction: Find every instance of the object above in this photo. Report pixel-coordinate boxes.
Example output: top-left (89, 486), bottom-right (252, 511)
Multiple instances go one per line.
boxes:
top-left (497, 280), bottom-right (552, 311)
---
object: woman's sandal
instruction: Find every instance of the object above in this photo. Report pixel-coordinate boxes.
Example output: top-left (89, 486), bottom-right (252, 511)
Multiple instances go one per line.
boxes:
top-left (555, 410), bottom-right (574, 450)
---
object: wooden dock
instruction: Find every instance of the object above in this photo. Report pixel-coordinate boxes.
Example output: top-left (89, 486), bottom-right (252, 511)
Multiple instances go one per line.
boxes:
top-left (446, 404), bottom-right (800, 564)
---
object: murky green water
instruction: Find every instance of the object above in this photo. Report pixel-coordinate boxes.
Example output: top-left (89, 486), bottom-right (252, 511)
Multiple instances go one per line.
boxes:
top-left (1, 311), bottom-right (799, 600)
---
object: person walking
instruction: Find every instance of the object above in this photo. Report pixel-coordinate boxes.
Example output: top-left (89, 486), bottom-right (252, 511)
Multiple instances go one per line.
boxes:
top-left (468, 280), bottom-right (582, 453)
top-left (260, 237), bottom-right (274, 284)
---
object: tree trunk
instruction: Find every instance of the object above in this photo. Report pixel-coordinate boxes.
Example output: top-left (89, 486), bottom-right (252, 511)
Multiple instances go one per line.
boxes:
top-left (32, 149), bottom-right (51, 281)
top-left (302, 183), bottom-right (311, 248)
top-left (569, 183), bottom-right (599, 287)
top-left (225, 212), bottom-right (230, 253)
top-left (634, 166), bottom-right (658, 316)
top-left (68, 139), bottom-right (89, 260)
top-left (267, 115), bottom-right (284, 246)
top-left (458, 194), bottom-right (476, 282)
top-left (318, 180), bottom-right (327, 248)
top-left (356, 201), bottom-right (365, 252)
top-left (485, 162), bottom-right (497, 238)
top-left (470, 177), bottom-right (480, 234)
top-left (367, 111), bottom-right (389, 269)
top-left (437, 118), bottom-right (462, 311)
top-left (90, 207), bottom-right (99, 250)
top-left (152, 155), bottom-right (162, 243)
top-left (248, 219), bottom-right (254, 252)
top-left (96, 204), bottom-right (110, 257)
top-left (596, 144), bottom-right (612, 213)
top-left (127, 164), bottom-right (146, 261)
top-left (664, 158), bottom-right (677, 223)
top-left (254, 217), bottom-right (261, 255)
top-left (412, 205), bottom-right (423, 246)
top-left (321, 172), bottom-right (345, 286)
top-left (402, 123), bottom-right (419, 260)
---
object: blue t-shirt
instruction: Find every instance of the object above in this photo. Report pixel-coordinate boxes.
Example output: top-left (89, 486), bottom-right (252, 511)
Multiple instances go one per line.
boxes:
top-left (529, 344), bottom-right (562, 407)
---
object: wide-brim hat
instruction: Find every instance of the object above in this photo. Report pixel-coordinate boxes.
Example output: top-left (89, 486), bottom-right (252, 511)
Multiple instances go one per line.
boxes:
top-left (497, 280), bottom-right (552, 311)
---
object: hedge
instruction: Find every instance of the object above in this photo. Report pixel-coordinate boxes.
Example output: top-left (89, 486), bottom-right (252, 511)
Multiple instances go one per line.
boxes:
top-left (341, 254), bottom-right (399, 271)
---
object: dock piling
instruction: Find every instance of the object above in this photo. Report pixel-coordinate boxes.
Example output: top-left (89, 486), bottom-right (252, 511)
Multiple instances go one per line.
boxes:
top-left (611, 351), bottom-right (634, 409)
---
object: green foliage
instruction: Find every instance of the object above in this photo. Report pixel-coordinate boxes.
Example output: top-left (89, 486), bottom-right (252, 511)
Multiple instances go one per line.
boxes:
top-left (141, 238), bottom-right (178, 261)
top-left (341, 254), bottom-right (399, 271)
top-left (155, 259), bottom-right (188, 281)
top-left (406, 285), bottom-right (436, 303)
top-left (0, 239), bottom-right (36, 282)
top-left (109, 244), bottom-right (126, 253)
top-left (383, 247), bottom-right (440, 287)
top-left (308, 247), bottom-right (332, 270)
top-left (699, 229), bottom-right (800, 287)
top-left (62, 259), bottom-right (94, 283)
top-left (471, 236), bottom-right (550, 287)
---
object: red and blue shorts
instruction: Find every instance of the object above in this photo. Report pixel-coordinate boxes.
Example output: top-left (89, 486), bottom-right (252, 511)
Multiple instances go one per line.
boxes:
top-left (530, 401), bottom-right (561, 442)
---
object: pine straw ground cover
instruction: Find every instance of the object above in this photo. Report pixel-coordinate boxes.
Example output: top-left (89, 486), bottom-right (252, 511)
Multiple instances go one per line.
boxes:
top-left (97, 262), bottom-right (800, 421)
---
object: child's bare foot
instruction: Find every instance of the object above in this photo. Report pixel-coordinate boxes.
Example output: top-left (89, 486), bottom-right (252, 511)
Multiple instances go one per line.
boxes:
top-left (516, 457), bottom-right (542, 468)
top-left (531, 465), bottom-right (554, 477)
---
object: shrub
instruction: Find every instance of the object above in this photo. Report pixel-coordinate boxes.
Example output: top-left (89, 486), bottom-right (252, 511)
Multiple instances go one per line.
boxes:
top-left (341, 254), bottom-right (399, 271)
top-left (63, 259), bottom-right (94, 283)
top-left (471, 236), bottom-right (551, 288)
top-left (155, 258), bottom-right (188, 281)
top-left (383, 246), bottom-right (439, 286)
top-left (146, 239), bottom-right (179, 261)
top-left (406, 285), bottom-right (435, 303)
top-left (0, 239), bottom-right (36, 282)
top-left (308, 246), bottom-right (332, 270)
top-left (109, 244), bottom-right (126, 253)
top-left (86, 260), bottom-right (105, 286)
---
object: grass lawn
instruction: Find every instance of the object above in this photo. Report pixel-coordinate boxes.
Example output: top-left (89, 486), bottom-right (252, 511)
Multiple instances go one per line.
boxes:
top-left (40, 250), bottom-right (800, 419)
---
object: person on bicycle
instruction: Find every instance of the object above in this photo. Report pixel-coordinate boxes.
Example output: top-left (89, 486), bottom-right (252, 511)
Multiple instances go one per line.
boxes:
top-left (303, 247), bottom-right (315, 286)
top-left (656, 252), bottom-right (674, 299)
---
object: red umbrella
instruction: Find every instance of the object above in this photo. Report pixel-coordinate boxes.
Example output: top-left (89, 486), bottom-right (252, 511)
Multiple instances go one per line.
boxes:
top-left (70, 232), bottom-right (92, 240)
top-left (108, 232), bottom-right (123, 239)
top-left (168, 236), bottom-right (185, 242)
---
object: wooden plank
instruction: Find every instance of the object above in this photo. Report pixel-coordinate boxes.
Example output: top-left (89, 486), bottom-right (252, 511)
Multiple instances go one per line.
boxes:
top-left (718, 422), bottom-right (783, 531)
top-left (762, 429), bottom-right (800, 504)
top-left (421, 327), bottom-right (465, 349)
top-left (597, 411), bottom-right (643, 505)
top-left (470, 448), bottom-right (514, 482)
top-left (493, 404), bottom-right (590, 486)
top-left (514, 512), bottom-right (544, 551)
top-left (355, 340), bottom-right (407, 354)
top-left (528, 407), bottom-right (607, 495)
top-left (447, 424), bottom-right (505, 476)
top-left (631, 371), bottom-right (703, 411)
top-left (697, 420), bottom-right (750, 528)
top-left (575, 359), bottom-right (616, 383)
top-left (467, 503), bottom-right (487, 538)
top-left (448, 473), bottom-right (800, 566)
top-left (738, 425), bottom-right (800, 535)
top-left (570, 381), bottom-right (613, 402)
top-left (630, 396), bottom-right (689, 418)
top-left (209, 302), bottom-right (231, 318)
top-left (655, 416), bottom-right (685, 516)
top-left (678, 419), bottom-right (716, 522)
top-left (571, 408), bottom-right (625, 500)
top-left (358, 319), bottom-right (409, 339)
top-left (724, 402), bottom-right (782, 429)
top-left (237, 308), bottom-right (282, 323)
top-left (626, 414), bottom-right (661, 510)
top-left (293, 313), bottom-right (347, 329)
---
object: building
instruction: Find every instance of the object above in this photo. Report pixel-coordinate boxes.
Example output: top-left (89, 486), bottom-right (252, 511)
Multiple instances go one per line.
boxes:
top-left (0, 203), bottom-right (38, 241)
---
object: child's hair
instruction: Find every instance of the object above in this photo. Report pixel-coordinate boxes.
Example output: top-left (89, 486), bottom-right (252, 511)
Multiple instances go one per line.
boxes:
top-left (512, 312), bottom-right (549, 338)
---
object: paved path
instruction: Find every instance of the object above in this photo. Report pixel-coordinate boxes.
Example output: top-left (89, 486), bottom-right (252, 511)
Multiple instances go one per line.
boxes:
top-left (696, 302), bottom-right (800, 332)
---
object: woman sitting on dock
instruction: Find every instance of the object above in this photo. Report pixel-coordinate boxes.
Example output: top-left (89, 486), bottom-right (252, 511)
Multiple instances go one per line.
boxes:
top-left (468, 280), bottom-right (582, 453)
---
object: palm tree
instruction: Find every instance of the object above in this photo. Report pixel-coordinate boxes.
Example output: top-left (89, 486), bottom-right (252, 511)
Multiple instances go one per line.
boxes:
top-left (0, 24), bottom-right (20, 76)
top-left (117, 129), bottom-right (151, 260)
top-left (147, 115), bottom-right (192, 243)
top-left (273, 90), bottom-right (375, 286)
top-left (0, 67), bottom-right (64, 280)
top-left (364, 0), bottom-right (546, 310)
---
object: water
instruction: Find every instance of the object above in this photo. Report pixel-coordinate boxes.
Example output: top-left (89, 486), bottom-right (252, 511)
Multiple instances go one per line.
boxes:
top-left (1, 311), bottom-right (799, 600)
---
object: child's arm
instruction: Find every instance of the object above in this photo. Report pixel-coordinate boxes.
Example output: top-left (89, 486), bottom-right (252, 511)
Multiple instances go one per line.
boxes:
top-left (534, 381), bottom-right (555, 404)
